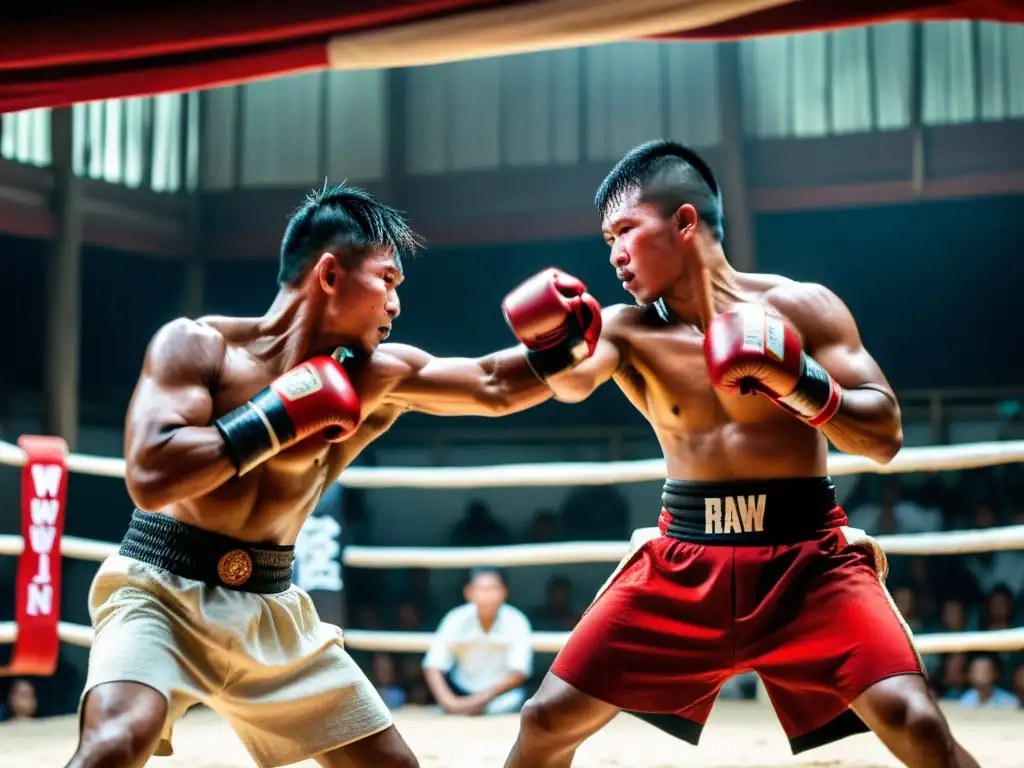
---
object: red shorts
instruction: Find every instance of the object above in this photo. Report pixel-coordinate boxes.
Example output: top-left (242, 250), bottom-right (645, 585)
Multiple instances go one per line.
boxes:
top-left (551, 484), bottom-right (923, 754)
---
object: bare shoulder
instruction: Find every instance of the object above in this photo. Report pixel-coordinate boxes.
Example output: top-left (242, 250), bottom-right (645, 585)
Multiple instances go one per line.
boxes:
top-left (761, 279), bottom-right (860, 347)
top-left (763, 280), bottom-right (851, 323)
top-left (345, 342), bottom-right (430, 407)
top-left (364, 342), bottom-right (430, 379)
top-left (601, 303), bottom-right (646, 337)
top-left (144, 317), bottom-right (227, 381)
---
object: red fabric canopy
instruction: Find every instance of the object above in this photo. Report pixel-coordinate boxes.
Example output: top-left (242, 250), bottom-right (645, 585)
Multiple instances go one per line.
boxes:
top-left (665, 0), bottom-right (1024, 38)
top-left (0, 0), bottom-right (1020, 113)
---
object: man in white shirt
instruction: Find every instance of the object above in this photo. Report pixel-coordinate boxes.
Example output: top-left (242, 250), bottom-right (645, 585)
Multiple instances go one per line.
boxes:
top-left (422, 568), bottom-right (533, 715)
top-left (958, 655), bottom-right (1020, 710)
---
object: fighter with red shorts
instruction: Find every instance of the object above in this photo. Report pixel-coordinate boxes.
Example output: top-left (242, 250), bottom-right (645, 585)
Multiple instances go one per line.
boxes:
top-left (498, 140), bottom-right (979, 767)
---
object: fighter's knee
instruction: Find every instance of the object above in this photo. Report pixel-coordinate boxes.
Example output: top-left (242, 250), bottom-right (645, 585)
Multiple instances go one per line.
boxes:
top-left (877, 690), bottom-right (955, 763)
top-left (903, 699), bottom-right (954, 754)
top-left (73, 695), bottom-right (165, 768)
top-left (519, 695), bottom-right (569, 743)
top-left (73, 720), bottom-right (161, 768)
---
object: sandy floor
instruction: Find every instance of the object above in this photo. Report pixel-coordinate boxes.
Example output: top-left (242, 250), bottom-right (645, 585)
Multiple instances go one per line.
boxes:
top-left (1, 701), bottom-right (1020, 767)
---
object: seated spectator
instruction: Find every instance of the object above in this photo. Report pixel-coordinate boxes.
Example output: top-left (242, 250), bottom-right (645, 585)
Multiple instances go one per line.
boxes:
top-left (530, 575), bottom-right (581, 631)
top-left (396, 601), bottom-right (425, 632)
top-left (526, 509), bottom-right (560, 543)
top-left (1012, 662), bottom-right (1024, 708)
top-left (0, 679), bottom-right (37, 722)
top-left (450, 501), bottom-right (512, 547)
top-left (966, 535), bottom-right (1024, 599)
top-left (356, 605), bottom-right (383, 630)
top-left (934, 653), bottom-right (969, 700)
top-left (847, 479), bottom-right (941, 535)
top-left (371, 654), bottom-right (406, 710)
top-left (959, 655), bottom-right (1019, 709)
top-left (982, 585), bottom-right (1016, 631)
top-left (939, 598), bottom-right (969, 633)
top-left (892, 586), bottom-right (924, 633)
top-left (972, 503), bottom-right (998, 530)
top-left (399, 655), bottom-right (432, 706)
top-left (560, 485), bottom-right (630, 541)
top-left (923, 602), bottom-right (970, 684)
top-left (422, 568), bottom-right (532, 716)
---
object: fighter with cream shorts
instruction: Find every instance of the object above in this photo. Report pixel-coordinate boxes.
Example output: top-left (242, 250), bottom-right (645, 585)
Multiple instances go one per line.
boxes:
top-left (69, 185), bottom-right (554, 768)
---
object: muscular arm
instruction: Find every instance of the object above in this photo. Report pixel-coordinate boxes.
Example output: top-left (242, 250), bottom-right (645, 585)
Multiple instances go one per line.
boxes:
top-left (123, 318), bottom-right (236, 510)
top-left (541, 304), bottom-right (630, 403)
top-left (377, 343), bottom-right (552, 417)
top-left (772, 285), bottom-right (903, 464)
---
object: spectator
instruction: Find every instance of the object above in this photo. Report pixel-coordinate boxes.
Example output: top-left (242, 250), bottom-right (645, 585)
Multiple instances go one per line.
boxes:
top-left (1012, 662), bottom-right (1024, 708)
top-left (399, 655), bottom-right (431, 705)
top-left (449, 501), bottom-right (512, 547)
top-left (892, 586), bottom-right (924, 633)
top-left (526, 510), bottom-right (560, 543)
top-left (371, 654), bottom-right (406, 710)
top-left (972, 503), bottom-right (998, 530)
top-left (966, 531), bottom-right (1024, 599)
top-left (0, 679), bottom-right (37, 722)
top-left (982, 586), bottom-right (1015, 631)
top-left (847, 479), bottom-right (941, 535)
top-left (959, 655), bottom-right (1019, 709)
top-left (422, 568), bottom-right (532, 716)
top-left (936, 653), bottom-right (969, 700)
top-left (356, 605), bottom-right (383, 629)
top-left (939, 598), bottom-right (969, 633)
top-left (560, 486), bottom-right (630, 541)
top-left (530, 575), bottom-right (581, 631)
top-left (396, 601), bottom-right (424, 632)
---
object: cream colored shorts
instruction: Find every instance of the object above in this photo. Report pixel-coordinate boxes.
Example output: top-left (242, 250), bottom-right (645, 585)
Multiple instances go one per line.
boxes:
top-left (82, 554), bottom-right (392, 768)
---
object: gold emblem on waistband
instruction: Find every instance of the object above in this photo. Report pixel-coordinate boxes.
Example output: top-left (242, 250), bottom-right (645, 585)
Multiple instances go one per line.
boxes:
top-left (218, 549), bottom-right (254, 586)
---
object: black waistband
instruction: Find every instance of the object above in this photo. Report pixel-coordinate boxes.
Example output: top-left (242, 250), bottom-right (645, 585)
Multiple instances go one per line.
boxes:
top-left (660, 476), bottom-right (841, 545)
top-left (119, 510), bottom-right (295, 594)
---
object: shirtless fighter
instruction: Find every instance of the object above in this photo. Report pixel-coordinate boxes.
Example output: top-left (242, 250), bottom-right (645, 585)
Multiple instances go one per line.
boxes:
top-left (67, 185), bottom-right (601, 768)
top-left (499, 140), bottom-right (979, 767)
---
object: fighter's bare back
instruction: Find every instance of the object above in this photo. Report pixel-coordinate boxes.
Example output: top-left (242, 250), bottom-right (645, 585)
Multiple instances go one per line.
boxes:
top-left (574, 272), bottom-right (896, 482)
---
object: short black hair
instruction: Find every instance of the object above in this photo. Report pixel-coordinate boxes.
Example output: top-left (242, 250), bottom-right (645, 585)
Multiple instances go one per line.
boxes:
top-left (278, 183), bottom-right (420, 286)
top-left (595, 139), bottom-right (724, 241)
top-left (466, 566), bottom-right (505, 586)
top-left (967, 652), bottom-right (1003, 677)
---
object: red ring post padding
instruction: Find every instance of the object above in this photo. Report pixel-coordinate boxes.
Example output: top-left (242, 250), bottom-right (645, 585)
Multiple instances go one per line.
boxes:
top-left (6, 435), bottom-right (69, 676)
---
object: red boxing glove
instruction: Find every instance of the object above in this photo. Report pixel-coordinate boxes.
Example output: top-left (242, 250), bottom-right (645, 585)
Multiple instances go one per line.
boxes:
top-left (502, 268), bottom-right (603, 380)
top-left (704, 303), bottom-right (842, 427)
top-left (215, 353), bottom-right (361, 476)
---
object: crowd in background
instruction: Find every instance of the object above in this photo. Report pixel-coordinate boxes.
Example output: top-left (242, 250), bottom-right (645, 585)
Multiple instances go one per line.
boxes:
top-left (3, 464), bottom-right (1024, 724)
top-left (343, 464), bottom-right (1024, 716)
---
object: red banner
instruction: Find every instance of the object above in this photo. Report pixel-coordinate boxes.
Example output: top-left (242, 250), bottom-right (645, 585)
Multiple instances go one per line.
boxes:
top-left (7, 436), bottom-right (69, 676)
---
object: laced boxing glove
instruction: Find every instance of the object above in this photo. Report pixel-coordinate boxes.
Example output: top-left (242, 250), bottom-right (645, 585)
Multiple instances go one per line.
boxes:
top-left (214, 354), bottom-right (361, 476)
top-left (704, 302), bottom-right (842, 427)
top-left (502, 268), bottom-right (603, 380)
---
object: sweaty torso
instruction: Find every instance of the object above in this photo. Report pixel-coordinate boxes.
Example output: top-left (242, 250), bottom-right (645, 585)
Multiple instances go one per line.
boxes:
top-left (158, 318), bottom-right (405, 544)
top-left (608, 273), bottom-right (829, 481)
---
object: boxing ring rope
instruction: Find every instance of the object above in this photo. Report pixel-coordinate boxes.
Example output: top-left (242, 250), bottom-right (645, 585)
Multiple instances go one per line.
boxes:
top-left (1, 439), bottom-right (1023, 487)
top-left (1, 438), bottom-right (1024, 660)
